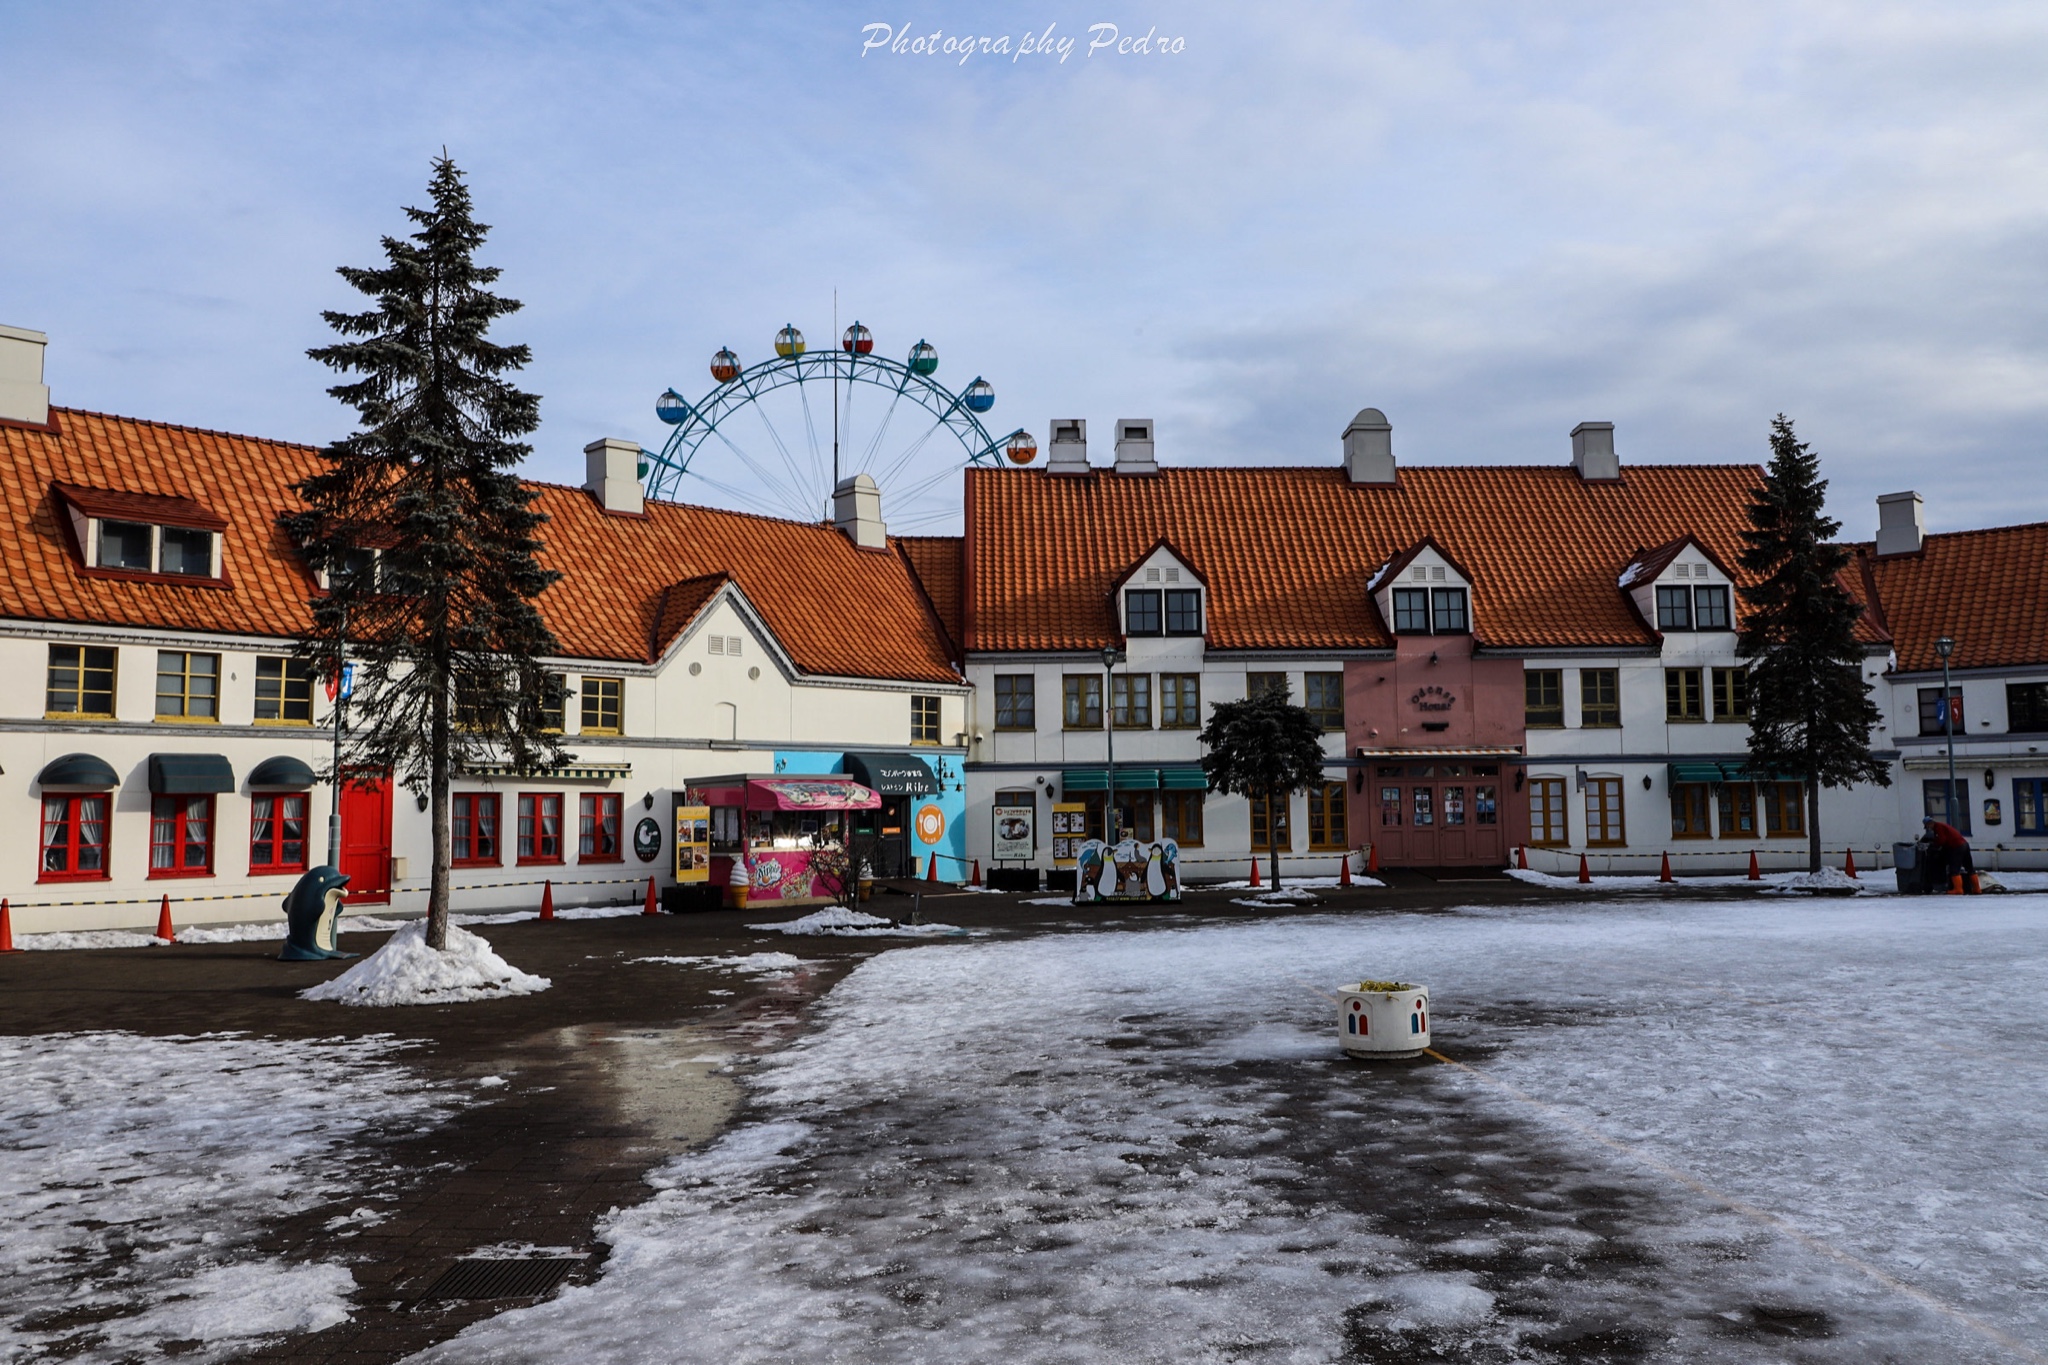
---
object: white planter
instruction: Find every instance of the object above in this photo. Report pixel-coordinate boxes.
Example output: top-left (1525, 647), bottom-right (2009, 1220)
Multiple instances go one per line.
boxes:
top-left (1338, 982), bottom-right (1431, 1059)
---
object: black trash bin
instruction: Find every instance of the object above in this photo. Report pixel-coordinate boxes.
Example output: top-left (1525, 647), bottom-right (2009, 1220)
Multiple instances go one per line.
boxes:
top-left (1893, 840), bottom-right (1918, 895)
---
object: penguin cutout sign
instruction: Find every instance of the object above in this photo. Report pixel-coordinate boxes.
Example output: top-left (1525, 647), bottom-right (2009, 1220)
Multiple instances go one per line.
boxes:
top-left (280, 866), bottom-right (355, 961)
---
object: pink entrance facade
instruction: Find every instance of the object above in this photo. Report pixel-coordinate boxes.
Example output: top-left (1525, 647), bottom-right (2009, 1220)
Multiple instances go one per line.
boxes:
top-left (1345, 636), bottom-right (1531, 867)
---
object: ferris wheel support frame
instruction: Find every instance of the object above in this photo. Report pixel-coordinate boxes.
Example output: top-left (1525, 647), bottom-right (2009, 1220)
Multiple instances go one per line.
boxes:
top-left (644, 348), bottom-right (1026, 505)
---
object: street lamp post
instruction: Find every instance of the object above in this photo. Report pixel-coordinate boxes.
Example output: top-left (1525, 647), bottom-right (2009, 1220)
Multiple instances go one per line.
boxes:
top-left (1100, 645), bottom-right (1124, 843)
top-left (1935, 635), bottom-right (1958, 827)
top-left (326, 608), bottom-right (350, 870)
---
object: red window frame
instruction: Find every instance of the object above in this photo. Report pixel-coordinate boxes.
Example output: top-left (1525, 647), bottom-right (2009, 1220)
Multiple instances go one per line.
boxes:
top-left (39, 792), bottom-right (112, 883)
top-left (249, 792), bottom-right (310, 874)
top-left (579, 793), bottom-right (623, 863)
top-left (149, 794), bottom-right (215, 878)
top-left (517, 792), bottom-right (564, 865)
top-left (453, 793), bottom-right (503, 867)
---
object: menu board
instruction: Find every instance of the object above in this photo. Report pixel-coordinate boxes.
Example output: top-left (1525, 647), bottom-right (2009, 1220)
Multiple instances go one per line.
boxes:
top-left (991, 804), bottom-right (1034, 862)
top-left (673, 804), bottom-right (711, 883)
top-left (1050, 802), bottom-right (1088, 868)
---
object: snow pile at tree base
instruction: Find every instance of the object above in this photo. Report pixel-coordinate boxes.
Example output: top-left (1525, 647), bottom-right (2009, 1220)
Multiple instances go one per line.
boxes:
top-left (1764, 866), bottom-right (1869, 894)
top-left (301, 921), bottom-right (550, 1006)
top-left (747, 907), bottom-right (968, 937)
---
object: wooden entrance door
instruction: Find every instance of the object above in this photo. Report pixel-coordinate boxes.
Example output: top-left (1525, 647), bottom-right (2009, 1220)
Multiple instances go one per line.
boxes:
top-left (1368, 762), bottom-right (1507, 867)
top-left (338, 770), bottom-right (393, 904)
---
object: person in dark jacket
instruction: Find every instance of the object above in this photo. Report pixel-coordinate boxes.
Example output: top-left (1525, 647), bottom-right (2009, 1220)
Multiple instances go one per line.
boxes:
top-left (1922, 815), bottom-right (1978, 894)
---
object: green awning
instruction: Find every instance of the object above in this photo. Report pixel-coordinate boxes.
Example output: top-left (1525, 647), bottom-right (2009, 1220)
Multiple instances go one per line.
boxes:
top-left (1160, 767), bottom-right (1211, 790)
top-left (248, 756), bottom-right (317, 788)
top-left (1061, 768), bottom-right (1162, 792)
top-left (37, 753), bottom-right (119, 788)
top-left (149, 753), bottom-right (234, 794)
top-left (1668, 761), bottom-right (1806, 785)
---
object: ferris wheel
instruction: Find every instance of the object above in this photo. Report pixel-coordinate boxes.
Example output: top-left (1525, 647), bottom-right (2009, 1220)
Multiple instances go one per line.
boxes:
top-left (644, 322), bottom-right (1039, 533)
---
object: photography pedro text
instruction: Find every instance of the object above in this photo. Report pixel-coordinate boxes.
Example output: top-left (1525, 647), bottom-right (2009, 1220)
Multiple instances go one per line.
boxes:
top-left (861, 23), bottom-right (1185, 65)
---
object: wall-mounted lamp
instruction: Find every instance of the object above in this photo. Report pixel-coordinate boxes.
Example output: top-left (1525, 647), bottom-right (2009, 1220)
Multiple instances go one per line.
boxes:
top-left (644, 791), bottom-right (656, 810)
top-left (1643, 774), bottom-right (1654, 790)
top-left (415, 793), bottom-right (429, 812)
top-left (1428, 651), bottom-right (1439, 665)
top-left (1351, 769), bottom-right (1364, 795)
top-left (1513, 769), bottom-right (1525, 792)
top-left (1985, 769), bottom-right (1997, 790)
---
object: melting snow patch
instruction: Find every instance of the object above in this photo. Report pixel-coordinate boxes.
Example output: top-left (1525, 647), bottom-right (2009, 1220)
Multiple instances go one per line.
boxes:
top-left (301, 921), bottom-right (550, 1006)
top-left (0, 1031), bottom-right (458, 1363)
top-left (1231, 889), bottom-right (1322, 908)
top-left (747, 906), bottom-right (968, 937)
top-left (632, 952), bottom-right (812, 976)
top-left (1204, 874), bottom-right (1380, 891)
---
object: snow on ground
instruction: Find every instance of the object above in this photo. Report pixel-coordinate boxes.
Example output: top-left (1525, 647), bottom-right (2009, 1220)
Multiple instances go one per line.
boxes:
top-left (1507, 865), bottom-right (1890, 893)
top-left (418, 896), bottom-right (2048, 1364)
top-left (16, 915), bottom-right (411, 951)
top-left (1231, 889), bottom-right (1323, 908)
top-left (1199, 874), bottom-right (1384, 891)
top-left (0, 1032), bottom-right (458, 1363)
top-left (746, 906), bottom-right (971, 937)
top-left (631, 952), bottom-right (815, 978)
top-left (301, 921), bottom-right (550, 1006)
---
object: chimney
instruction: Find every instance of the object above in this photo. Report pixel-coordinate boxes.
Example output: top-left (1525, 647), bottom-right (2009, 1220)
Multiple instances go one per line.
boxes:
top-left (0, 324), bottom-right (52, 427)
top-left (1342, 408), bottom-right (1393, 484)
top-left (1875, 490), bottom-right (1925, 556)
top-left (1046, 418), bottom-right (1089, 475)
top-left (583, 437), bottom-right (645, 515)
top-left (1571, 421), bottom-right (1619, 481)
top-left (1112, 418), bottom-right (1157, 474)
top-left (833, 472), bottom-right (887, 549)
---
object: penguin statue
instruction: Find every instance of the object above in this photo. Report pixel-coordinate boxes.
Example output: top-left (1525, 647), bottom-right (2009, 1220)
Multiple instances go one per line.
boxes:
top-left (280, 865), bottom-right (355, 961)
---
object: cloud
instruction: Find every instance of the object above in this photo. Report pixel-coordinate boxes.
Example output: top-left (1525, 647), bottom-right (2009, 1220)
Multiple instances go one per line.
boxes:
top-left (0, 1), bottom-right (2042, 534)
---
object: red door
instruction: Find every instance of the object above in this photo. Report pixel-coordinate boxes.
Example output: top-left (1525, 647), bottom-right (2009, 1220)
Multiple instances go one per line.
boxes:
top-left (339, 770), bottom-right (393, 904)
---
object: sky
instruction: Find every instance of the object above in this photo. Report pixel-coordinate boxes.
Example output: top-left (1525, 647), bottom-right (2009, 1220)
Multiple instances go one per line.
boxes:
top-left (3, 2), bottom-right (2044, 535)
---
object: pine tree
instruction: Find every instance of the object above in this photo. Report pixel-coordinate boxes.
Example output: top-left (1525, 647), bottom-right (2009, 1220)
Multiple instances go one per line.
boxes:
top-left (1197, 687), bottom-right (1330, 890)
top-left (290, 156), bottom-right (565, 950)
top-left (1736, 415), bottom-right (1889, 873)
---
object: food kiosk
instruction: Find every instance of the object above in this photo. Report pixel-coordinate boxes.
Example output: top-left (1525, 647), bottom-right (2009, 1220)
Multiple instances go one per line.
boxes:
top-left (682, 774), bottom-right (882, 908)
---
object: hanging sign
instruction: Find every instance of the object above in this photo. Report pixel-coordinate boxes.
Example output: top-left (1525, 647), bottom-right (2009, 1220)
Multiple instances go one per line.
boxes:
top-left (1050, 802), bottom-right (1088, 867)
top-left (673, 804), bottom-right (710, 882)
top-left (992, 804), bottom-right (1034, 862)
top-left (915, 803), bottom-right (946, 845)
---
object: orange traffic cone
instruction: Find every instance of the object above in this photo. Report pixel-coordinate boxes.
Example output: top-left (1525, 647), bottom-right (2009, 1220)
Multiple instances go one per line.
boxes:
top-left (926, 853), bottom-right (941, 883)
top-left (0, 898), bottom-right (18, 953)
top-left (1844, 848), bottom-right (1858, 879)
top-left (154, 894), bottom-right (176, 944)
top-left (1577, 853), bottom-right (1592, 885)
top-left (1340, 852), bottom-right (1353, 887)
top-left (1367, 844), bottom-right (1380, 876)
top-left (643, 876), bottom-right (659, 915)
top-left (1747, 850), bottom-right (1761, 881)
top-left (1658, 851), bottom-right (1674, 883)
top-left (538, 879), bottom-right (555, 921)
top-left (1249, 858), bottom-right (1262, 888)
top-left (1515, 845), bottom-right (1528, 871)
top-left (970, 859), bottom-right (983, 888)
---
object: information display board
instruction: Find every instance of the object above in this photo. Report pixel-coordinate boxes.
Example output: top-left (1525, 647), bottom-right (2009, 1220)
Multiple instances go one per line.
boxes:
top-left (991, 804), bottom-right (1034, 863)
top-left (1050, 802), bottom-right (1088, 868)
top-left (673, 804), bottom-right (710, 882)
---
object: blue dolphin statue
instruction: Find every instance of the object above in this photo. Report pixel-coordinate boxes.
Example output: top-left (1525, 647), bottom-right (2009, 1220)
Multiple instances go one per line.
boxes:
top-left (280, 865), bottom-right (355, 961)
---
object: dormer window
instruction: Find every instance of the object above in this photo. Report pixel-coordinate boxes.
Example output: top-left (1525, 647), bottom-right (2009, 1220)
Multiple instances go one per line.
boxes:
top-left (1657, 582), bottom-right (1731, 632)
top-left (57, 483), bottom-right (226, 583)
top-left (1394, 586), bottom-right (1468, 635)
top-left (1124, 587), bottom-right (1202, 637)
top-left (1127, 589), bottom-right (1163, 636)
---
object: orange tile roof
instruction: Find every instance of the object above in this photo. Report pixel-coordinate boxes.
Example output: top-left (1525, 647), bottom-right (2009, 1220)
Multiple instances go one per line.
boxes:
top-left (895, 536), bottom-right (964, 652)
top-left (1856, 522), bottom-right (2048, 672)
top-left (963, 463), bottom-right (1774, 652)
top-left (0, 409), bottom-right (960, 685)
top-left (647, 573), bottom-right (730, 663)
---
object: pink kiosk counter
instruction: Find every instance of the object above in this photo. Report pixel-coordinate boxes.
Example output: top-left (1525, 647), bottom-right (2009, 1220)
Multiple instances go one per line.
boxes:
top-left (685, 774), bottom-right (881, 908)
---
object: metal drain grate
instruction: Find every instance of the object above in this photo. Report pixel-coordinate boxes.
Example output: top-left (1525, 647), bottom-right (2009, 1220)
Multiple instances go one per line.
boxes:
top-left (418, 1257), bottom-right (582, 1301)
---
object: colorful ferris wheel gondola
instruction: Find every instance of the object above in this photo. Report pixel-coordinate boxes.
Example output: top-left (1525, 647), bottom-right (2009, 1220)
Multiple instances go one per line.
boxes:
top-left (709, 347), bottom-right (741, 383)
top-left (907, 339), bottom-right (938, 375)
top-left (774, 325), bottom-right (806, 358)
top-left (842, 322), bottom-right (874, 355)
